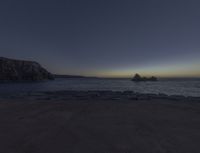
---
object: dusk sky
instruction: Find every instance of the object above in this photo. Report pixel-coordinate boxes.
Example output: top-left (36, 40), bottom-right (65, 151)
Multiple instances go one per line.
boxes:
top-left (0, 0), bottom-right (200, 77)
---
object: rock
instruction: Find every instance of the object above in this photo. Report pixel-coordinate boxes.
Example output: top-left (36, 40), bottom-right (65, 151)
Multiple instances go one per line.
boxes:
top-left (0, 57), bottom-right (54, 81)
top-left (132, 73), bottom-right (142, 81)
top-left (131, 73), bottom-right (158, 82)
top-left (149, 76), bottom-right (158, 81)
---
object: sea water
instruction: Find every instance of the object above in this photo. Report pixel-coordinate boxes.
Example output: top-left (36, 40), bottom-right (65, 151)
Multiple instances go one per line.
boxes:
top-left (0, 78), bottom-right (199, 97)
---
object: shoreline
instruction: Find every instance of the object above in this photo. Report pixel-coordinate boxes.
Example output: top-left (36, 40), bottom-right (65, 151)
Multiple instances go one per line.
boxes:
top-left (1, 90), bottom-right (200, 102)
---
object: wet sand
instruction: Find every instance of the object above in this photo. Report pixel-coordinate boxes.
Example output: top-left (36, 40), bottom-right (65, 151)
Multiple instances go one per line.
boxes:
top-left (0, 91), bottom-right (200, 153)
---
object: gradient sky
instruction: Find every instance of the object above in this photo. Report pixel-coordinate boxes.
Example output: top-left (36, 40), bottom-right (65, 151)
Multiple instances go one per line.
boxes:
top-left (0, 0), bottom-right (200, 77)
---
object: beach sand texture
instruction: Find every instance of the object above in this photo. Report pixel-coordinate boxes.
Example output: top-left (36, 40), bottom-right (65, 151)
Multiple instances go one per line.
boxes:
top-left (0, 91), bottom-right (200, 153)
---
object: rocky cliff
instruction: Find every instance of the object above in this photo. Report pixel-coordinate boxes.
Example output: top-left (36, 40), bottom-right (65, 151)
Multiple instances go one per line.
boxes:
top-left (0, 57), bottom-right (54, 81)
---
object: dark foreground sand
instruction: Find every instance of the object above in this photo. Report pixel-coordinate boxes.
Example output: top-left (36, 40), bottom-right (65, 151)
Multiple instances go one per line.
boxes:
top-left (0, 91), bottom-right (200, 153)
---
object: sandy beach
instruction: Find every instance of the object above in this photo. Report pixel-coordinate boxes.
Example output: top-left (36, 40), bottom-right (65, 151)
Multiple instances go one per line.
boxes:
top-left (1, 0), bottom-right (200, 152)
top-left (0, 91), bottom-right (200, 153)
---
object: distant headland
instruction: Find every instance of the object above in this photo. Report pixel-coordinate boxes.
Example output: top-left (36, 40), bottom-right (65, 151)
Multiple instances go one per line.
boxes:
top-left (0, 57), bottom-right (54, 81)
top-left (54, 74), bottom-right (98, 79)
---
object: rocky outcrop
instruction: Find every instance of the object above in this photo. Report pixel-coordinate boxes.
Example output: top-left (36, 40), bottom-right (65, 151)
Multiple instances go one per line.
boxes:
top-left (0, 57), bottom-right (54, 81)
top-left (132, 73), bottom-right (158, 82)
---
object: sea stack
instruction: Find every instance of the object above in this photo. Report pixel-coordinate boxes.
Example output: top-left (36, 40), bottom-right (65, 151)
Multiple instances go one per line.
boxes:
top-left (131, 73), bottom-right (157, 82)
top-left (0, 57), bottom-right (54, 81)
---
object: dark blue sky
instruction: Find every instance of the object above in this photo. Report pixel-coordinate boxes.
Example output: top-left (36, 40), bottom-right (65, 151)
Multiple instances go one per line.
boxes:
top-left (0, 0), bottom-right (200, 77)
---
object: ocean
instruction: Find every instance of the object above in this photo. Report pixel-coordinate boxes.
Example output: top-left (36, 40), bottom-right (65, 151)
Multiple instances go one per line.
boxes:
top-left (0, 78), bottom-right (200, 97)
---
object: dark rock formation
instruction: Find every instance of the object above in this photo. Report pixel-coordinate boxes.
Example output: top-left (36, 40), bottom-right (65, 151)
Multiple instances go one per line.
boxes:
top-left (149, 76), bottom-right (158, 81)
top-left (131, 73), bottom-right (158, 82)
top-left (54, 74), bottom-right (98, 79)
top-left (0, 57), bottom-right (54, 81)
top-left (132, 73), bottom-right (142, 81)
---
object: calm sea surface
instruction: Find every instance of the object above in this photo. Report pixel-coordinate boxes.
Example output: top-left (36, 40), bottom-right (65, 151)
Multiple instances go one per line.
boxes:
top-left (0, 78), bottom-right (200, 97)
